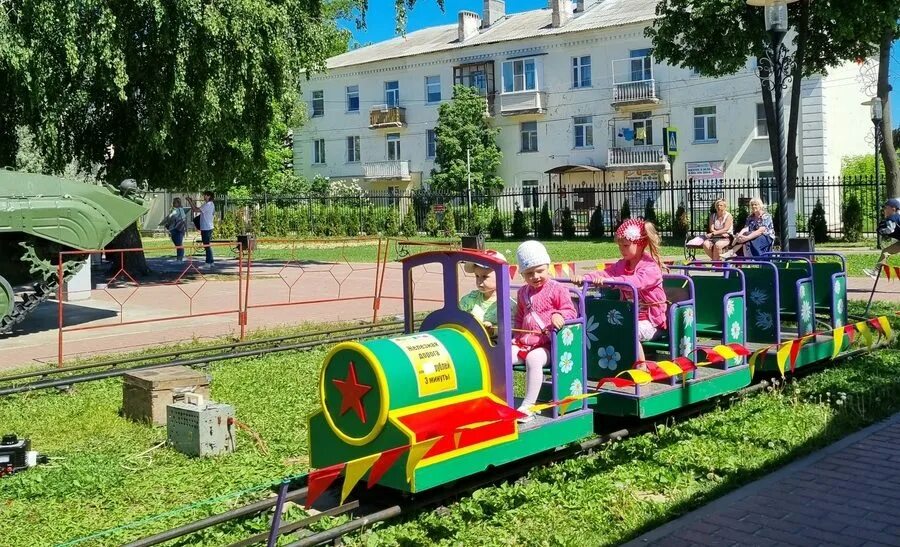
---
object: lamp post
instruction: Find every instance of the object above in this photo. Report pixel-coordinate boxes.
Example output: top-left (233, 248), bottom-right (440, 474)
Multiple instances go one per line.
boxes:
top-left (863, 98), bottom-right (884, 249)
top-left (748, 0), bottom-right (797, 250)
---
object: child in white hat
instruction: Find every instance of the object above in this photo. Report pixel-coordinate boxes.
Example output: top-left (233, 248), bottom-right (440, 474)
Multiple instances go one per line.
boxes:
top-left (512, 241), bottom-right (577, 422)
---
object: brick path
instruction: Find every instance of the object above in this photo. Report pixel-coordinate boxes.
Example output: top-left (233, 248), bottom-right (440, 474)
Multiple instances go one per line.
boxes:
top-left (626, 412), bottom-right (900, 547)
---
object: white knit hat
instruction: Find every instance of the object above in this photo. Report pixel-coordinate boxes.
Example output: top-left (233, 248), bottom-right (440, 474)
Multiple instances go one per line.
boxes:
top-left (516, 240), bottom-right (551, 271)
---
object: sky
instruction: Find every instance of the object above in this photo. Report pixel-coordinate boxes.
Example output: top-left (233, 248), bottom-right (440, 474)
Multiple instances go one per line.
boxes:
top-left (343, 0), bottom-right (900, 124)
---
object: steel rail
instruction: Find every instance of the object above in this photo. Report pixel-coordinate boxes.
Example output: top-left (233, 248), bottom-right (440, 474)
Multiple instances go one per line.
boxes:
top-left (0, 321), bottom-right (404, 384)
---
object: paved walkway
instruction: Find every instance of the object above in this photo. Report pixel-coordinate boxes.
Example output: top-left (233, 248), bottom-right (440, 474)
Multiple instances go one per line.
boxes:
top-left (626, 412), bottom-right (900, 547)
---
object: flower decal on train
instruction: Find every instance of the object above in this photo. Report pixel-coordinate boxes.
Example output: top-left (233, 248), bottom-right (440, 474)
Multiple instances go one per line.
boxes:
top-left (561, 327), bottom-right (574, 347)
top-left (727, 299), bottom-right (735, 318)
top-left (682, 308), bottom-right (694, 328)
top-left (569, 379), bottom-right (583, 396)
top-left (755, 311), bottom-right (774, 331)
top-left (607, 309), bottom-right (623, 326)
top-left (750, 288), bottom-right (768, 306)
top-left (836, 298), bottom-right (844, 316)
top-left (799, 285), bottom-right (807, 299)
top-left (801, 301), bottom-right (813, 325)
top-left (833, 279), bottom-right (842, 295)
top-left (597, 346), bottom-right (621, 370)
top-left (559, 352), bottom-right (574, 374)
top-left (680, 335), bottom-right (693, 357)
top-left (585, 315), bottom-right (599, 349)
top-left (730, 321), bottom-right (742, 341)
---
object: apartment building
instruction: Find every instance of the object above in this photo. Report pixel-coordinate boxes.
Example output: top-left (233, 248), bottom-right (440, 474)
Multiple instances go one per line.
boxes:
top-left (295, 0), bottom-right (872, 214)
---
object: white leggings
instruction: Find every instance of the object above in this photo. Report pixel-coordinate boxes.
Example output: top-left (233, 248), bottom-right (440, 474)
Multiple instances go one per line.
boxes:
top-left (512, 345), bottom-right (550, 410)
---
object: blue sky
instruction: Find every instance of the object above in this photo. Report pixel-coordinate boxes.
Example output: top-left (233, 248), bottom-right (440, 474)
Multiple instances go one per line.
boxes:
top-left (344, 0), bottom-right (900, 124)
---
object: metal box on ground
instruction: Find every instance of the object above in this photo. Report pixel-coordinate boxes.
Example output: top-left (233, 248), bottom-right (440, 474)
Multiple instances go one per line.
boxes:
top-left (123, 366), bottom-right (210, 426)
top-left (167, 395), bottom-right (236, 457)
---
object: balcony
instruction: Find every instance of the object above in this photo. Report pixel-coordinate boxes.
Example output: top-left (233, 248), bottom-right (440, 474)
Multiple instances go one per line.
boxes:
top-left (499, 91), bottom-right (548, 116)
top-left (369, 106), bottom-right (406, 129)
top-left (611, 56), bottom-right (661, 109)
top-left (363, 161), bottom-right (410, 181)
top-left (607, 146), bottom-right (666, 168)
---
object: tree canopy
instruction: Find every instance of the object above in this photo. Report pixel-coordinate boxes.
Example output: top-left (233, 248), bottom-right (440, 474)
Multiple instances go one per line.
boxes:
top-left (430, 85), bottom-right (503, 194)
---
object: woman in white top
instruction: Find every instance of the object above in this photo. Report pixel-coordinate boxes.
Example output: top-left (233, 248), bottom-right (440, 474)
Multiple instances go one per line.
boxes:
top-left (702, 199), bottom-right (734, 260)
top-left (187, 192), bottom-right (216, 266)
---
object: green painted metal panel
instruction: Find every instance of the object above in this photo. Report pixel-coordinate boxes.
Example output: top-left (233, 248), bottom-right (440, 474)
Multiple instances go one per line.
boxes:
top-left (723, 295), bottom-right (746, 366)
top-left (810, 263), bottom-right (842, 309)
top-left (743, 267), bottom-right (779, 344)
top-left (832, 275), bottom-right (848, 328)
top-left (797, 280), bottom-right (815, 336)
top-left (308, 411), bottom-right (411, 469)
top-left (585, 296), bottom-right (636, 380)
top-left (692, 276), bottom-right (740, 333)
top-left (554, 324), bottom-right (584, 414)
top-left (756, 336), bottom-right (847, 373)
top-left (670, 303), bottom-right (695, 358)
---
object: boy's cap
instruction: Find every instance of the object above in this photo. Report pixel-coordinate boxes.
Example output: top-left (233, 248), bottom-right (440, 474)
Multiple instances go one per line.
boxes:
top-left (516, 240), bottom-right (551, 272)
top-left (885, 197), bottom-right (900, 210)
top-left (463, 250), bottom-right (506, 273)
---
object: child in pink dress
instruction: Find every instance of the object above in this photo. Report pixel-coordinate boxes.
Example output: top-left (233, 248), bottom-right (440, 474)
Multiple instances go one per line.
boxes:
top-left (512, 240), bottom-right (578, 421)
top-left (573, 219), bottom-right (667, 362)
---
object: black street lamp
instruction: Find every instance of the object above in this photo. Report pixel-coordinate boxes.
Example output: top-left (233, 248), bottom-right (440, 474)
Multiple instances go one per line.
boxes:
top-left (748, 0), bottom-right (798, 250)
top-left (863, 97), bottom-right (884, 248)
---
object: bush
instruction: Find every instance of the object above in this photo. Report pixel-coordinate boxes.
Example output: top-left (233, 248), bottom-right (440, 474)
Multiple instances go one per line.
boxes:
top-left (538, 202), bottom-right (554, 238)
top-left (808, 200), bottom-right (828, 243)
top-left (383, 208), bottom-right (401, 236)
top-left (441, 207), bottom-right (457, 236)
top-left (673, 204), bottom-right (689, 241)
top-left (655, 212), bottom-right (673, 233)
top-left (588, 207), bottom-right (605, 239)
top-left (561, 207), bottom-right (576, 239)
top-left (619, 198), bottom-right (631, 222)
top-left (400, 209), bottom-right (418, 237)
top-left (512, 206), bottom-right (530, 239)
top-left (734, 202), bottom-right (750, 233)
top-left (489, 208), bottom-right (505, 239)
top-left (424, 210), bottom-right (439, 237)
top-left (643, 198), bottom-right (657, 225)
top-left (843, 194), bottom-right (864, 242)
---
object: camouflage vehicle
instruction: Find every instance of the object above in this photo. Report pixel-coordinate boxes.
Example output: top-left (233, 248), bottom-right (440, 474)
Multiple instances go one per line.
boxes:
top-left (0, 169), bottom-right (147, 333)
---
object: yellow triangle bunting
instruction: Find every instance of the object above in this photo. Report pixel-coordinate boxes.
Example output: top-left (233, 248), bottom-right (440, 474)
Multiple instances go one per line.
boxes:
top-left (832, 326), bottom-right (845, 359)
top-left (878, 316), bottom-right (893, 341)
top-left (405, 438), bottom-right (440, 485)
top-left (748, 347), bottom-right (770, 377)
top-left (775, 342), bottom-right (791, 377)
top-left (341, 453), bottom-right (380, 504)
top-left (618, 369), bottom-right (653, 385)
top-left (856, 321), bottom-right (873, 349)
top-left (656, 361), bottom-right (683, 377)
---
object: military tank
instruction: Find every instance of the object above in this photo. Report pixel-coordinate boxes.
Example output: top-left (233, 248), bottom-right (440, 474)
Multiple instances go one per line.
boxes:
top-left (0, 169), bottom-right (147, 333)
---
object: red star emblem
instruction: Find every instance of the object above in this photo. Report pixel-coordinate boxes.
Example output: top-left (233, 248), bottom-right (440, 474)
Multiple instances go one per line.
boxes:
top-left (332, 362), bottom-right (372, 423)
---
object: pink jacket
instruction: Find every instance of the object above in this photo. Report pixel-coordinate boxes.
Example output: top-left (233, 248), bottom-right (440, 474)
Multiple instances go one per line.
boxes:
top-left (514, 279), bottom-right (578, 347)
top-left (583, 255), bottom-right (668, 329)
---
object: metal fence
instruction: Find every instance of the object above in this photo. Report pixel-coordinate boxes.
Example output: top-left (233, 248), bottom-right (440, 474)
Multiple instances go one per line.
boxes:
top-left (146, 176), bottom-right (884, 240)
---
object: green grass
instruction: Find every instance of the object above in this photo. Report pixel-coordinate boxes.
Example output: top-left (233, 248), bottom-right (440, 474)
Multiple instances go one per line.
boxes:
top-left (1, 302), bottom-right (896, 546)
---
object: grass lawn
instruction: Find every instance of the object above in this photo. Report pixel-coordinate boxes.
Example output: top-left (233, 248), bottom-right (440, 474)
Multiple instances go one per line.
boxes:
top-left (0, 302), bottom-right (897, 546)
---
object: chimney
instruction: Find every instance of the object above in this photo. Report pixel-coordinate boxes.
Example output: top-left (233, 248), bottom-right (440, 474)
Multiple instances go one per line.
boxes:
top-left (458, 11), bottom-right (482, 42)
top-left (551, 0), bottom-right (570, 28)
top-left (482, 0), bottom-right (505, 28)
top-left (575, 0), bottom-right (585, 13)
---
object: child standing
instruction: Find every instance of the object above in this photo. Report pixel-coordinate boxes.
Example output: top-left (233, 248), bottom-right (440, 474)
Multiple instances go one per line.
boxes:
top-left (512, 241), bottom-right (577, 422)
top-left (864, 198), bottom-right (900, 279)
top-left (572, 219), bottom-right (667, 362)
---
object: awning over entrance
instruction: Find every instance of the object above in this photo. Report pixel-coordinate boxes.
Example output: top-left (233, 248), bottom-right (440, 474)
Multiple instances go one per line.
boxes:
top-left (544, 165), bottom-right (606, 175)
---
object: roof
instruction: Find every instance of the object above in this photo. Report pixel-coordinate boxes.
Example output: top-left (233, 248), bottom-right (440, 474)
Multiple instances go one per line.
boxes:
top-left (328, 0), bottom-right (658, 70)
top-left (545, 164), bottom-right (606, 174)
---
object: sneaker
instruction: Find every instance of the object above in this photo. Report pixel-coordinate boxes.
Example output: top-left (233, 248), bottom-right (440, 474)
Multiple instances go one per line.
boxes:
top-left (516, 406), bottom-right (535, 424)
top-left (720, 249), bottom-right (735, 260)
top-left (863, 268), bottom-right (878, 280)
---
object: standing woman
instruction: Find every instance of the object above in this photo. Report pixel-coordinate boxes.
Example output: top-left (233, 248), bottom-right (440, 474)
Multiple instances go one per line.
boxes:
top-left (732, 198), bottom-right (774, 257)
top-left (161, 197), bottom-right (187, 261)
top-left (702, 199), bottom-right (734, 260)
top-left (187, 191), bottom-right (216, 267)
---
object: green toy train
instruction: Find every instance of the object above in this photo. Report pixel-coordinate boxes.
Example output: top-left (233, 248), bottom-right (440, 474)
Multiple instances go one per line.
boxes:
top-left (0, 169), bottom-right (147, 333)
top-left (306, 249), bottom-right (891, 501)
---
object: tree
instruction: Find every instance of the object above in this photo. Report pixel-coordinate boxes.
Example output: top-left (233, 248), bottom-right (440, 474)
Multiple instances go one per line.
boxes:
top-left (561, 208), bottom-right (576, 239)
top-left (430, 85), bottom-right (503, 193)
top-left (673, 204), bottom-right (690, 241)
top-left (808, 199), bottom-right (829, 243)
top-left (400, 209), bottom-right (418, 237)
top-left (619, 199), bottom-right (632, 223)
top-left (647, 0), bottom-right (900, 212)
top-left (643, 198), bottom-right (658, 225)
top-left (440, 208), bottom-right (457, 236)
top-left (512, 206), bottom-right (530, 239)
top-left (588, 207), bottom-right (605, 239)
top-left (0, 0), bottom-right (358, 273)
top-left (488, 208), bottom-right (505, 239)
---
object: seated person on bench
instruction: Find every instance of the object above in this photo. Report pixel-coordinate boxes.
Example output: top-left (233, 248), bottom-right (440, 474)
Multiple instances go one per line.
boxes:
top-left (459, 251), bottom-right (514, 337)
top-left (573, 219), bottom-right (668, 362)
top-left (725, 198), bottom-right (774, 258)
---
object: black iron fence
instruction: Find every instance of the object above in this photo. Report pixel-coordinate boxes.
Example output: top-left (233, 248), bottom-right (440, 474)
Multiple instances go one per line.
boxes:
top-left (153, 176), bottom-right (884, 241)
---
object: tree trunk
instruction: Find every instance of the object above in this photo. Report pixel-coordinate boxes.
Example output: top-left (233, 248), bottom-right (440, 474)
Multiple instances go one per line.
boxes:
top-left (105, 222), bottom-right (151, 278)
top-left (785, 0), bottom-right (809, 196)
top-left (877, 27), bottom-right (899, 199)
top-left (759, 60), bottom-right (780, 170)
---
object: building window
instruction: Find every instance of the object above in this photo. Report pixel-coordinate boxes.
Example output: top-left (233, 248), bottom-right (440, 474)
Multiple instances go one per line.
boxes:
top-left (385, 81), bottom-right (399, 107)
top-left (522, 180), bottom-right (539, 209)
top-left (520, 122), bottom-right (538, 153)
top-left (313, 139), bottom-right (326, 164)
top-left (629, 48), bottom-right (652, 82)
top-left (311, 90), bottom-right (324, 117)
top-left (574, 116), bottom-right (593, 148)
top-left (632, 111), bottom-right (653, 146)
top-left (693, 106), bottom-right (717, 142)
top-left (502, 58), bottom-right (537, 93)
top-left (346, 136), bottom-right (360, 163)
top-left (756, 103), bottom-right (768, 137)
top-left (387, 133), bottom-right (401, 160)
top-left (426, 129), bottom-right (437, 159)
top-left (572, 56), bottom-right (591, 88)
top-left (425, 76), bottom-right (441, 104)
top-left (346, 86), bottom-right (359, 112)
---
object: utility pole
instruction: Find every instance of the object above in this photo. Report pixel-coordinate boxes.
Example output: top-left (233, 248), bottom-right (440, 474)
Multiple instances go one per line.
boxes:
top-left (466, 146), bottom-right (473, 235)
